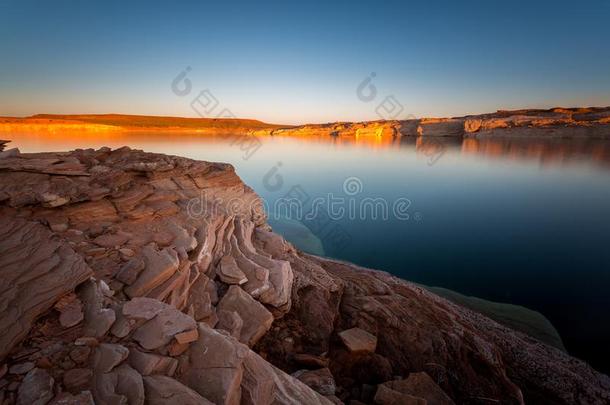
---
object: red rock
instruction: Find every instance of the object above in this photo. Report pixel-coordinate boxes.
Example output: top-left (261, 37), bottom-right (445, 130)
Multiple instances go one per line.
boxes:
top-left (63, 368), bottom-right (93, 391)
top-left (124, 244), bottom-right (179, 298)
top-left (381, 372), bottom-right (455, 405)
top-left (374, 384), bottom-right (426, 405)
top-left (217, 286), bottom-right (273, 347)
top-left (127, 348), bottom-right (177, 376)
top-left (338, 328), bottom-right (377, 354)
top-left (69, 346), bottom-right (91, 364)
top-left (174, 329), bottom-right (199, 345)
top-left (132, 304), bottom-right (196, 350)
top-left (93, 344), bottom-right (129, 373)
top-left (143, 375), bottom-right (213, 404)
top-left (17, 368), bottom-right (54, 405)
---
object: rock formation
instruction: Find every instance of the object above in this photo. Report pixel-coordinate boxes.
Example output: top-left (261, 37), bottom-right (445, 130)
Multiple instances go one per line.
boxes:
top-left (0, 146), bottom-right (609, 404)
top-left (249, 106), bottom-right (610, 140)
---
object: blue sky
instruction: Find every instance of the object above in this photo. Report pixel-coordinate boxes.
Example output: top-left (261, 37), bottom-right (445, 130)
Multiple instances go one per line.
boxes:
top-left (1, 0), bottom-right (609, 124)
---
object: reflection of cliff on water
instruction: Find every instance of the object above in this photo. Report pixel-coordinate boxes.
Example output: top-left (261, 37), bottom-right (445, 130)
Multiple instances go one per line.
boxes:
top-left (461, 137), bottom-right (610, 169)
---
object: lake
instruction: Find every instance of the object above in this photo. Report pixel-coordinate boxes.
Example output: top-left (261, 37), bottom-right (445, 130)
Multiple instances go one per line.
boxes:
top-left (5, 130), bottom-right (610, 373)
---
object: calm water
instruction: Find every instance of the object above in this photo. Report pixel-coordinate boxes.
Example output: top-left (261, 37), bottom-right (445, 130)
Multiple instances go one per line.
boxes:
top-left (5, 131), bottom-right (610, 373)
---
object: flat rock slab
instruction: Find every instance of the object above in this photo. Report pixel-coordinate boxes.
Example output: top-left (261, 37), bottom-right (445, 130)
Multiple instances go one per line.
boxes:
top-left (0, 217), bottom-right (92, 361)
top-left (338, 328), bottom-right (377, 354)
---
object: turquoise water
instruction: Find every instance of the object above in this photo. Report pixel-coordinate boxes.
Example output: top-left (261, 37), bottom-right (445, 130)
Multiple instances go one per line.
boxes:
top-left (7, 131), bottom-right (610, 373)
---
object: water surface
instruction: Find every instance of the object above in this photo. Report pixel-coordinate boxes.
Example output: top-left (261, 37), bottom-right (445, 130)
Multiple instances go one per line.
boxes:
top-left (5, 130), bottom-right (610, 373)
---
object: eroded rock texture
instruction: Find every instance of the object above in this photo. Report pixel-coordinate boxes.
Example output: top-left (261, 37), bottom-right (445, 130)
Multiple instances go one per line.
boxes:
top-left (0, 147), bottom-right (608, 404)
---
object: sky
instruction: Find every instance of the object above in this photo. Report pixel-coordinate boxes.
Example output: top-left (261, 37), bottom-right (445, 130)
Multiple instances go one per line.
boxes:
top-left (1, 0), bottom-right (609, 124)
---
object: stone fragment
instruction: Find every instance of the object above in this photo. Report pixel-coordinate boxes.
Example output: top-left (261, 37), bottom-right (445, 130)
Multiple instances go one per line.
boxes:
top-left (132, 305), bottom-right (196, 350)
top-left (122, 297), bottom-right (166, 321)
top-left (79, 279), bottom-right (116, 338)
top-left (143, 375), bottom-right (213, 405)
top-left (292, 368), bottom-right (336, 396)
top-left (0, 217), bottom-right (92, 360)
top-left (92, 232), bottom-right (129, 248)
top-left (218, 256), bottom-right (248, 285)
top-left (9, 362), bottom-right (35, 375)
top-left (93, 344), bottom-right (129, 373)
top-left (69, 346), bottom-right (91, 364)
top-left (216, 310), bottom-right (243, 339)
top-left (167, 340), bottom-right (190, 357)
top-left (124, 244), bottom-right (179, 298)
top-left (127, 349), bottom-right (177, 376)
top-left (241, 350), bottom-right (333, 405)
top-left (63, 368), bottom-right (93, 391)
top-left (381, 372), bottom-right (455, 405)
top-left (115, 257), bottom-right (144, 285)
top-left (74, 337), bottom-right (98, 347)
top-left (174, 329), bottom-right (199, 345)
top-left (374, 384), bottom-right (426, 405)
top-left (17, 368), bottom-right (54, 405)
top-left (217, 285), bottom-right (274, 347)
top-left (180, 324), bottom-right (248, 405)
top-left (338, 328), bottom-right (377, 354)
top-left (56, 296), bottom-right (84, 328)
top-left (92, 364), bottom-right (144, 405)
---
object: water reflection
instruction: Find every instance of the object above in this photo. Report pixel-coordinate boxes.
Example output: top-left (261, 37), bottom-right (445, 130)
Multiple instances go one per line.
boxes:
top-left (4, 130), bottom-right (610, 170)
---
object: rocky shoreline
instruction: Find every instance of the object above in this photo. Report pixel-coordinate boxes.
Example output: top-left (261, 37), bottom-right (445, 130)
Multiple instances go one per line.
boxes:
top-left (251, 107), bottom-right (610, 139)
top-left (0, 145), bottom-right (609, 404)
top-left (2, 107), bottom-right (610, 140)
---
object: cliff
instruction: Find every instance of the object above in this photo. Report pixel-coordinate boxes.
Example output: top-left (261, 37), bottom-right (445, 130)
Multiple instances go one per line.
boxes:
top-left (251, 107), bottom-right (610, 139)
top-left (2, 107), bottom-right (610, 139)
top-left (0, 146), bottom-right (609, 404)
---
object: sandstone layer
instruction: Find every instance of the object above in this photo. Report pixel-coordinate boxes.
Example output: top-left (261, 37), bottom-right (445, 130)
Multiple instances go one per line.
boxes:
top-left (250, 107), bottom-right (610, 139)
top-left (0, 146), bottom-right (609, 404)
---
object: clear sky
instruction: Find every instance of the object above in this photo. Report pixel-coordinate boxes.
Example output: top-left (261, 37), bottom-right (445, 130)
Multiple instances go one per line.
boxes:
top-left (1, 0), bottom-right (609, 124)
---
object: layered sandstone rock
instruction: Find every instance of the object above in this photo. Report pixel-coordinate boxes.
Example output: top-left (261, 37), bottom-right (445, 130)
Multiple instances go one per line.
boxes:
top-left (0, 147), bottom-right (608, 405)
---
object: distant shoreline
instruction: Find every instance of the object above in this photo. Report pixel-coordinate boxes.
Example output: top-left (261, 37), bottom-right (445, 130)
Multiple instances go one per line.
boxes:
top-left (1, 107), bottom-right (610, 139)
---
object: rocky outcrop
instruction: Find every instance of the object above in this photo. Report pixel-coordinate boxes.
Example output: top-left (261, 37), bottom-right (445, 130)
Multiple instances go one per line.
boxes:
top-left (250, 107), bottom-right (610, 140)
top-left (0, 147), bottom-right (608, 405)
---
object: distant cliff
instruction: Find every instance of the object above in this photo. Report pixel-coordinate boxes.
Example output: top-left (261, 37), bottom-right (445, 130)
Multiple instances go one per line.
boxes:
top-left (2, 107), bottom-right (609, 139)
top-left (251, 107), bottom-right (610, 139)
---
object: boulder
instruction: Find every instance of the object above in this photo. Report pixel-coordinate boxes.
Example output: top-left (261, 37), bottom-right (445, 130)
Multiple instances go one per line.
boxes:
top-left (180, 324), bottom-right (248, 405)
top-left (338, 328), bottom-right (377, 354)
top-left (374, 384), bottom-right (426, 405)
top-left (124, 244), bottom-right (180, 298)
top-left (218, 255), bottom-right (248, 285)
top-left (17, 368), bottom-right (54, 405)
top-left (0, 217), bottom-right (92, 360)
top-left (241, 351), bottom-right (333, 405)
top-left (132, 304), bottom-right (196, 350)
top-left (217, 286), bottom-right (274, 347)
top-left (92, 364), bottom-right (144, 405)
top-left (127, 348), bottom-right (177, 376)
top-left (93, 344), bottom-right (129, 373)
top-left (381, 372), bottom-right (455, 405)
top-left (79, 280), bottom-right (116, 338)
top-left (63, 368), bottom-right (93, 392)
top-left (216, 310), bottom-right (244, 339)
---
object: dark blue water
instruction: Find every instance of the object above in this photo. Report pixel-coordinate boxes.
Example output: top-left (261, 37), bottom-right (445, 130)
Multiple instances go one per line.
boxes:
top-left (9, 131), bottom-right (610, 373)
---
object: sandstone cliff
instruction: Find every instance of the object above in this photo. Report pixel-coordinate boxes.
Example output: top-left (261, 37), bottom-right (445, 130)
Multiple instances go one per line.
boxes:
top-left (0, 146), bottom-right (608, 404)
top-left (250, 107), bottom-right (610, 140)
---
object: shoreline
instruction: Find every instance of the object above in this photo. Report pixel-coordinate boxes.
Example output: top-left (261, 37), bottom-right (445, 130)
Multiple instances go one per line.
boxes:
top-left (2, 107), bottom-right (610, 139)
